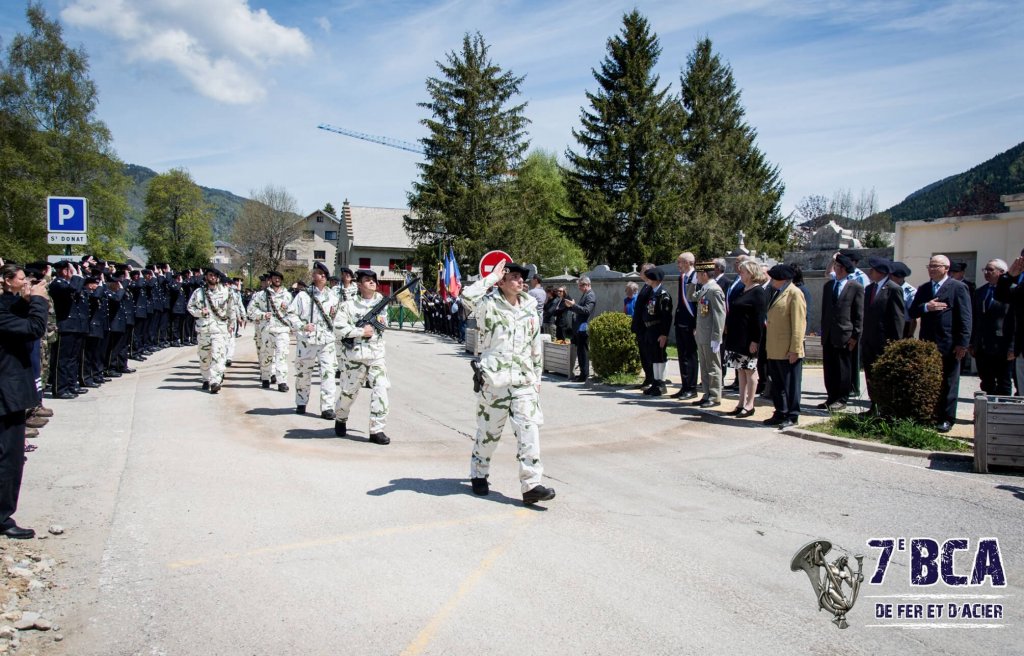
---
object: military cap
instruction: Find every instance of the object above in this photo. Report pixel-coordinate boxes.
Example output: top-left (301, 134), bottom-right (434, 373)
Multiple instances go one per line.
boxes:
top-left (205, 267), bottom-right (223, 278)
top-left (693, 261), bottom-right (716, 273)
top-left (866, 257), bottom-right (892, 275)
top-left (129, 268), bottom-right (142, 277)
top-left (355, 269), bottom-right (378, 282)
top-left (142, 268), bottom-right (154, 275)
top-left (295, 280), bottom-right (308, 287)
top-left (642, 267), bottom-right (665, 282)
top-left (54, 260), bottom-right (73, 271)
top-left (834, 254), bottom-right (856, 272)
top-left (949, 261), bottom-right (967, 273)
top-left (838, 249), bottom-right (862, 263)
top-left (500, 262), bottom-right (530, 278)
top-left (338, 266), bottom-right (354, 277)
top-left (83, 276), bottom-right (100, 285)
top-left (266, 270), bottom-right (284, 279)
top-left (312, 261), bottom-right (330, 276)
top-left (768, 264), bottom-right (796, 280)
top-left (258, 274), bottom-right (268, 282)
top-left (891, 262), bottom-right (912, 278)
top-left (327, 276), bottom-right (340, 284)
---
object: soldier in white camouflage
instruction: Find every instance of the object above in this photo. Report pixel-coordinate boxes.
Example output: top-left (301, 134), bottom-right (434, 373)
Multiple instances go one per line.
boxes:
top-left (186, 269), bottom-right (238, 393)
top-left (288, 262), bottom-right (339, 418)
top-left (332, 267), bottom-right (358, 380)
top-left (246, 271), bottom-right (293, 392)
top-left (462, 260), bottom-right (555, 506)
top-left (332, 269), bottom-right (390, 445)
top-left (250, 274), bottom-right (269, 378)
top-left (224, 278), bottom-right (245, 367)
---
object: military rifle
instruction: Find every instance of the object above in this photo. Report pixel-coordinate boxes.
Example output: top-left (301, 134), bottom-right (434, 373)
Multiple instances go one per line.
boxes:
top-left (341, 276), bottom-right (420, 348)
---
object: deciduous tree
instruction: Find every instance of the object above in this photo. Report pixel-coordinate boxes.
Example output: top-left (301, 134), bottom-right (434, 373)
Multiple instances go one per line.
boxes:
top-left (230, 184), bottom-right (303, 273)
top-left (139, 168), bottom-right (213, 267)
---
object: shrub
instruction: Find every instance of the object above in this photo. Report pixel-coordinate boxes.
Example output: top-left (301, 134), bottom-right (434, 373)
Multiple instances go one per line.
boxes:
top-left (870, 339), bottom-right (943, 423)
top-left (589, 312), bottom-right (640, 379)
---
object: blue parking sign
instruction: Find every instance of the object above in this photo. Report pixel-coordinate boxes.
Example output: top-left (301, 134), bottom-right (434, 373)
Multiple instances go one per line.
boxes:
top-left (47, 196), bottom-right (88, 233)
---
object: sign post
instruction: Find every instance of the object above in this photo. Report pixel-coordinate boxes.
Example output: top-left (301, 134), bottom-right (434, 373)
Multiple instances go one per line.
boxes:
top-left (478, 250), bottom-right (513, 278)
top-left (46, 196), bottom-right (88, 255)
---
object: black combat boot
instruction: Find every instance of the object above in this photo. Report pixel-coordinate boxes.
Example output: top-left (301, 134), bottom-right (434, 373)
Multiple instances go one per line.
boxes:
top-left (522, 485), bottom-right (556, 505)
top-left (471, 478), bottom-right (489, 496)
top-left (334, 420), bottom-right (346, 437)
top-left (368, 432), bottom-right (390, 445)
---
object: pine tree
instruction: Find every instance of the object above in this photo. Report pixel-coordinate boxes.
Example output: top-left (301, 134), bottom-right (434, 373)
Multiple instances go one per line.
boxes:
top-left (676, 38), bottom-right (786, 258)
top-left (0, 2), bottom-right (130, 260)
top-left (406, 32), bottom-right (530, 259)
top-left (564, 10), bottom-right (681, 268)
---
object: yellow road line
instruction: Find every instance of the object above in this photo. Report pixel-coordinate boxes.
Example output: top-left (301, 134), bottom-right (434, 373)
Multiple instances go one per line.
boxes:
top-left (400, 509), bottom-right (533, 656)
top-left (167, 510), bottom-right (519, 569)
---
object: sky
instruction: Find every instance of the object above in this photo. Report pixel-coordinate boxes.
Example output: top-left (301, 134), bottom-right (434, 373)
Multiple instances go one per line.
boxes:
top-left (2, 0), bottom-right (1022, 220)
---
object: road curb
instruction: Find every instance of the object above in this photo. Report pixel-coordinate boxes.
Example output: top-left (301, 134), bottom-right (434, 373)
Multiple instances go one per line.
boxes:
top-left (780, 426), bottom-right (973, 462)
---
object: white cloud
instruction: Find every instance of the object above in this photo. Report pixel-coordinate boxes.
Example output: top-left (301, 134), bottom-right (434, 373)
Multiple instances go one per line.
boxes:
top-left (315, 16), bottom-right (331, 34)
top-left (61, 0), bottom-right (310, 104)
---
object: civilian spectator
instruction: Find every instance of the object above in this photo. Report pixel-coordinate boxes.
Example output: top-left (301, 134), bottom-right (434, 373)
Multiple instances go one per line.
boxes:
top-left (623, 281), bottom-right (639, 316)
top-left (723, 260), bottom-right (767, 418)
top-left (564, 277), bottom-right (596, 382)
top-left (764, 264), bottom-right (806, 428)
top-left (971, 259), bottom-right (1015, 395)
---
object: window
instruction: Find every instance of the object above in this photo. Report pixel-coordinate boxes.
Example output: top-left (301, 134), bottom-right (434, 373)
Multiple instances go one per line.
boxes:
top-left (325, 230), bottom-right (338, 241)
top-left (314, 250), bottom-right (326, 260)
top-left (301, 230), bottom-right (314, 241)
top-left (316, 215), bottom-right (324, 223)
top-left (285, 249), bottom-right (298, 261)
top-left (359, 257), bottom-right (371, 268)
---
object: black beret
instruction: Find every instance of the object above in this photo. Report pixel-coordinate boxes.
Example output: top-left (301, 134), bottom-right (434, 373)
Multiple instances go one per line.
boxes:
top-left (312, 261), bottom-right (330, 276)
top-left (83, 276), bottom-right (100, 285)
top-left (205, 268), bottom-right (223, 278)
top-left (891, 262), bottom-right (912, 278)
top-left (355, 269), bottom-right (377, 281)
top-left (866, 257), bottom-right (892, 274)
top-left (142, 268), bottom-right (154, 275)
top-left (642, 267), bottom-right (664, 282)
top-left (267, 270), bottom-right (284, 279)
top-left (949, 261), bottom-right (967, 273)
top-left (768, 264), bottom-right (796, 281)
top-left (338, 266), bottom-right (354, 276)
top-left (54, 260), bottom-right (73, 271)
top-left (834, 254), bottom-right (855, 272)
top-left (327, 276), bottom-right (340, 283)
top-left (295, 280), bottom-right (308, 287)
top-left (502, 262), bottom-right (530, 278)
top-left (838, 249), bottom-right (862, 263)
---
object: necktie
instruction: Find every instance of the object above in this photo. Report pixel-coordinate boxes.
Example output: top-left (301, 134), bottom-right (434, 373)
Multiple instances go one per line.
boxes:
top-left (867, 284), bottom-right (876, 305)
top-left (932, 281), bottom-right (940, 297)
top-left (832, 280), bottom-right (841, 302)
top-left (985, 287), bottom-right (994, 312)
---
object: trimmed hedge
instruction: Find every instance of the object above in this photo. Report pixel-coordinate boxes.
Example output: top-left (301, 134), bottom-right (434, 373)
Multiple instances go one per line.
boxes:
top-left (870, 339), bottom-right (943, 423)
top-left (589, 312), bottom-right (641, 378)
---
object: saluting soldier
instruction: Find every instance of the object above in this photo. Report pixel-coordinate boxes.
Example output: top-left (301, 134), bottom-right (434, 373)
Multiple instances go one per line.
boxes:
top-left (288, 262), bottom-right (340, 418)
top-left (246, 271), bottom-right (293, 392)
top-left (639, 267), bottom-right (673, 396)
top-left (104, 273), bottom-right (133, 377)
top-left (332, 269), bottom-right (391, 445)
top-left (186, 268), bottom-right (237, 394)
top-left (48, 261), bottom-right (90, 399)
top-left (82, 275), bottom-right (111, 388)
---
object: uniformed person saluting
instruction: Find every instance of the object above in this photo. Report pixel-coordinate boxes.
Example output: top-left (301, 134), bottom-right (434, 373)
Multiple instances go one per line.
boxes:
top-left (640, 267), bottom-right (673, 396)
top-left (332, 269), bottom-right (391, 445)
top-left (288, 262), bottom-right (340, 418)
top-left (186, 268), bottom-right (237, 394)
top-left (462, 259), bottom-right (555, 506)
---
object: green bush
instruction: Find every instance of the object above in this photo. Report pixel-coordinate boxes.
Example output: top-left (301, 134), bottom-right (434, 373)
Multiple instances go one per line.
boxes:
top-left (870, 339), bottom-right (943, 423)
top-left (589, 312), bottom-right (640, 379)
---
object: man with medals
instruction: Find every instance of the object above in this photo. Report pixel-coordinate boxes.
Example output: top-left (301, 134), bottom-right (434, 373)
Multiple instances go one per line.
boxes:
top-left (639, 267), bottom-right (673, 396)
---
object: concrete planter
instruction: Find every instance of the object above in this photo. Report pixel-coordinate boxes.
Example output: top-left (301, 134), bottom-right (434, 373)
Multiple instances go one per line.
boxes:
top-left (973, 395), bottom-right (1024, 473)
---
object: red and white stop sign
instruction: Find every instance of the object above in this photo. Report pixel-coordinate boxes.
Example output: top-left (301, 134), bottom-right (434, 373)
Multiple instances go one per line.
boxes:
top-left (479, 250), bottom-right (513, 277)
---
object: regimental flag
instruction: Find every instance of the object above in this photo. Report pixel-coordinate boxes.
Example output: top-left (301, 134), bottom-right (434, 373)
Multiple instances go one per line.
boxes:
top-left (444, 247), bottom-right (462, 298)
top-left (397, 273), bottom-right (421, 317)
top-left (436, 261), bottom-right (445, 299)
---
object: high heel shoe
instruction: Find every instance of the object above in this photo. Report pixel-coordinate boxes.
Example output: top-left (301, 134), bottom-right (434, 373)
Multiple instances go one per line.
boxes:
top-left (736, 408), bottom-right (755, 418)
top-left (727, 405), bottom-right (744, 415)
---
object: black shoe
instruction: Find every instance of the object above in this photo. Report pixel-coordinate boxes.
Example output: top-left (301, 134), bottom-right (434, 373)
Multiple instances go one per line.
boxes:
top-left (1, 524), bottom-right (34, 540)
top-left (471, 477), bottom-right (489, 496)
top-left (296, 405), bottom-right (306, 415)
top-left (736, 408), bottom-right (755, 419)
top-left (74, 387), bottom-right (88, 395)
top-left (936, 421), bottom-right (953, 434)
top-left (202, 381), bottom-right (210, 390)
top-left (639, 378), bottom-right (655, 389)
top-left (727, 405), bottom-right (744, 415)
top-left (271, 375), bottom-right (277, 384)
top-left (105, 370), bottom-right (123, 378)
top-left (120, 367), bottom-right (137, 374)
top-left (226, 359), bottom-right (232, 367)
top-left (571, 375), bottom-right (587, 382)
top-left (81, 381), bottom-right (101, 388)
top-left (671, 390), bottom-right (697, 400)
top-left (210, 383), bottom-right (221, 394)
top-left (368, 432), bottom-right (390, 445)
top-left (56, 392), bottom-right (76, 400)
top-left (278, 383), bottom-right (289, 392)
top-left (693, 395), bottom-right (709, 405)
top-left (777, 418), bottom-right (798, 429)
top-left (762, 415), bottom-right (785, 426)
top-left (827, 402), bottom-right (847, 412)
top-left (261, 380), bottom-right (270, 389)
top-left (129, 355), bottom-right (147, 361)
top-left (816, 402), bottom-right (830, 410)
top-left (522, 485), bottom-right (556, 505)
top-left (698, 399), bottom-right (720, 408)
top-left (334, 420), bottom-right (347, 437)
top-left (321, 409), bottom-right (335, 420)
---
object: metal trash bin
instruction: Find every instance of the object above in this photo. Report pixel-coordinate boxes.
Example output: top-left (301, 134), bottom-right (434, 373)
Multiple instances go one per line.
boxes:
top-left (974, 394), bottom-right (1024, 473)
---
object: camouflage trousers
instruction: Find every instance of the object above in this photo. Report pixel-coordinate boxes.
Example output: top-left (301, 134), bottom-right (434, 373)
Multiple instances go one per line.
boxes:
top-left (335, 357), bottom-right (389, 433)
top-left (295, 340), bottom-right (337, 411)
top-left (471, 385), bottom-right (544, 493)
top-left (260, 330), bottom-right (291, 381)
top-left (253, 323), bottom-right (264, 365)
top-left (226, 332), bottom-right (237, 362)
top-left (197, 331), bottom-right (229, 385)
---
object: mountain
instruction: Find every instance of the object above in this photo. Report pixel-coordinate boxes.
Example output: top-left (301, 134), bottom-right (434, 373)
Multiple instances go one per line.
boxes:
top-left (123, 164), bottom-right (249, 241)
top-left (886, 141), bottom-right (1024, 221)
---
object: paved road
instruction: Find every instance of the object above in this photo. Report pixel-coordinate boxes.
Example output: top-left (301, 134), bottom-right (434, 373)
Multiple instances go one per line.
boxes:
top-left (23, 328), bottom-right (1023, 655)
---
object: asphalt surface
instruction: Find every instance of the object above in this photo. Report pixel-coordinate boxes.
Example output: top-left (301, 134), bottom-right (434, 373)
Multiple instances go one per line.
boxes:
top-left (21, 327), bottom-right (1024, 655)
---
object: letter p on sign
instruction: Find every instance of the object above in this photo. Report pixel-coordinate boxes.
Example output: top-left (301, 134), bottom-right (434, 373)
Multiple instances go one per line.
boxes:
top-left (47, 196), bottom-right (88, 233)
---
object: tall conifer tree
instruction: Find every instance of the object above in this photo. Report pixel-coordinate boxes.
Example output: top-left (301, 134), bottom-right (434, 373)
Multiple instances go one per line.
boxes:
top-left (564, 10), bottom-right (680, 268)
top-left (676, 38), bottom-right (787, 257)
top-left (406, 32), bottom-right (529, 259)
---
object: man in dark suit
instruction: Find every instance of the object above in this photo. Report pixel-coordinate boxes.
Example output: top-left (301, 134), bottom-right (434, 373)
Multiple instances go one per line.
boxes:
top-left (860, 257), bottom-right (905, 410)
top-left (972, 259), bottom-right (1015, 395)
top-left (909, 254), bottom-right (973, 433)
top-left (672, 252), bottom-right (699, 399)
top-left (820, 254), bottom-right (864, 411)
top-left (631, 263), bottom-right (656, 389)
top-left (564, 276), bottom-right (596, 382)
top-left (48, 261), bottom-right (90, 399)
top-left (994, 252), bottom-right (1024, 394)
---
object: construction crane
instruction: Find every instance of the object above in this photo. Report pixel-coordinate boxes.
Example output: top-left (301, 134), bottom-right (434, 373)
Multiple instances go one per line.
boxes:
top-left (317, 123), bottom-right (424, 155)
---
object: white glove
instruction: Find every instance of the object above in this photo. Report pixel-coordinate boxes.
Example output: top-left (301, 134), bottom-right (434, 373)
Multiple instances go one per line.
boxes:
top-left (711, 340), bottom-right (720, 354)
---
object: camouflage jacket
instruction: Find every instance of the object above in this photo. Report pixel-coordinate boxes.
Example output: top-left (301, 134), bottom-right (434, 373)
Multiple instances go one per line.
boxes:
top-left (246, 287), bottom-right (293, 333)
top-left (186, 284), bottom-right (237, 333)
top-left (334, 292), bottom-right (387, 361)
top-left (462, 267), bottom-right (543, 388)
top-left (289, 285), bottom-right (341, 346)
